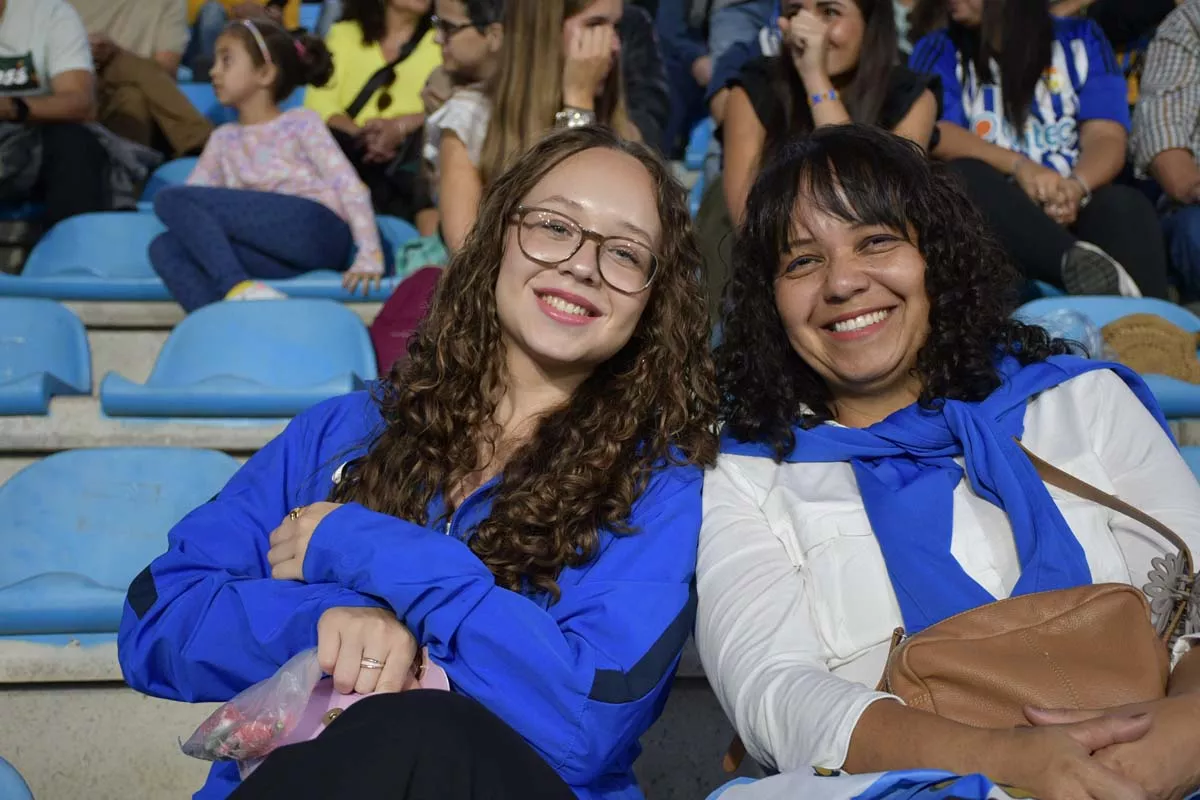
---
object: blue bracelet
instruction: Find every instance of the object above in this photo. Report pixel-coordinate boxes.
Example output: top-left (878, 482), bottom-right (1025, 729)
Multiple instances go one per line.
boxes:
top-left (810, 89), bottom-right (838, 106)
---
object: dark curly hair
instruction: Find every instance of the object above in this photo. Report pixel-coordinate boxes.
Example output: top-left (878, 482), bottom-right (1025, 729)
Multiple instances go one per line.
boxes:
top-left (331, 126), bottom-right (719, 599)
top-left (224, 20), bottom-right (333, 101)
top-left (716, 124), bottom-right (1072, 459)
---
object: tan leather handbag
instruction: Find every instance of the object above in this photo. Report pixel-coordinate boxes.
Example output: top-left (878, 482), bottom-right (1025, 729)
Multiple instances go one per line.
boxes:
top-left (722, 443), bottom-right (1196, 772)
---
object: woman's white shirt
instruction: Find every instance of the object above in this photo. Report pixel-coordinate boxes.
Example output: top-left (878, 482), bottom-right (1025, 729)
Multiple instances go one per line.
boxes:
top-left (422, 87), bottom-right (491, 203)
top-left (696, 370), bottom-right (1200, 774)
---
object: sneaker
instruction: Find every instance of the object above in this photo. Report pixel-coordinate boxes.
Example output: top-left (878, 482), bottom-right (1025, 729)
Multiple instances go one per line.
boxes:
top-left (1060, 241), bottom-right (1143, 297)
top-left (225, 280), bottom-right (287, 301)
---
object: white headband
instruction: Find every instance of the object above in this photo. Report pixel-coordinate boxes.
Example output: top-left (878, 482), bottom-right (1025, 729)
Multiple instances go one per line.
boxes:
top-left (239, 19), bottom-right (272, 65)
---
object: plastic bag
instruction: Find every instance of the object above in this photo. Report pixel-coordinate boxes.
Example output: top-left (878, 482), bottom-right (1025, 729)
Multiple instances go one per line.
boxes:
top-left (182, 648), bottom-right (324, 764)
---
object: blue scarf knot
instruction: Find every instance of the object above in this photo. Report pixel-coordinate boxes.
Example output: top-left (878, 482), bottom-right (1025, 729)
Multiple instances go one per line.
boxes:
top-left (721, 355), bottom-right (1170, 634)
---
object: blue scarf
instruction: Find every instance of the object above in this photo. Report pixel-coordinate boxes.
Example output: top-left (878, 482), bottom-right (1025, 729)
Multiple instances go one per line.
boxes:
top-left (721, 356), bottom-right (1170, 634)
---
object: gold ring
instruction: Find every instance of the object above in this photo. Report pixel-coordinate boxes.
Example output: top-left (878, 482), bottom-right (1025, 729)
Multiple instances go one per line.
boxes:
top-left (359, 658), bottom-right (384, 670)
top-left (288, 507), bottom-right (304, 521)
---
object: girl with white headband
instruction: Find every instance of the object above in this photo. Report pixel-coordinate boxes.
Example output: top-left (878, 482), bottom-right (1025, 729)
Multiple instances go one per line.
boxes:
top-left (148, 19), bottom-right (386, 310)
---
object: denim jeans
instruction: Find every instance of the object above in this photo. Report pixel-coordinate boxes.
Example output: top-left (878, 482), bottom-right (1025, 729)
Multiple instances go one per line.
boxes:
top-left (183, 1), bottom-right (228, 80)
top-left (709, 0), bottom-right (775, 65)
top-left (1162, 203), bottom-right (1200, 299)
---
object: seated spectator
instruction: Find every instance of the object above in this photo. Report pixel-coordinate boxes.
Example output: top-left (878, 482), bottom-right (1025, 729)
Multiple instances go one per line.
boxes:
top-left (709, 0), bottom-right (775, 66)
top-left (119, 126), bottom-right (718, 800)
top-left (150, 21), bottom-right (384, 310)
top-left (1133, 0), bottom-right (1200, 300)
top-left (305, 0), bottom-right (441, 229)
top-left (617, 2), bottom-right (671, 156)
top-left (68, 0), bottom-right (213, 157)
top-left (700, 124), bottom-right (1200, 800)
top-left (655, 0), bottom-right (714, 156)
top-left (698, 0), bottom-right (936, 321)
top-left (0, 0), bottom-right (109, 226)
top-left (185, 0), bottom-right (302, 77)
top-left (910, 0), bottom-right (1170, 298)
top-left (706, 2), bottom-right (781, 126)
top-left (436, 0), bottom-right (642, 253)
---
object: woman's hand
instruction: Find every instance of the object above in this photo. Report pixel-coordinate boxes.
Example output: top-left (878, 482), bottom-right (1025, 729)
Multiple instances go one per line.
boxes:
top-left (267, 502), bottom-right (342, 581)
top-left (983, 713), bottom-right (1153, 800)
top-left (421, 66), bottom-right (454, 115)
top-left (1014, 158), bottom-right (1069, 212)
top-left (342, 269), bottom-right (382, 296)
top-left (361, 115), bottom-right (422, 164)
top-left (562, 24), bottom-right (615, 110)
top-left (317, 606), bottom-right (420, 695)
top-left (1028, 699), bottom-right (1200, 800)
top-left (1046, 177), bottom-right (1086, 227)
top-left (779, 9), bottom-right (831, 81)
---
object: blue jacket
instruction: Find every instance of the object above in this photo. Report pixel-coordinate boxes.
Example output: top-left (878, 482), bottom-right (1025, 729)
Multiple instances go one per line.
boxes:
top-left (117, 391), bottom-right (703, 800)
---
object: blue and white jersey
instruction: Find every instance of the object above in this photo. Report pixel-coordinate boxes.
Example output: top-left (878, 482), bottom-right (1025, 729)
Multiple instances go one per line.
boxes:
top-left (910, 18), bottom-right (1129, 175)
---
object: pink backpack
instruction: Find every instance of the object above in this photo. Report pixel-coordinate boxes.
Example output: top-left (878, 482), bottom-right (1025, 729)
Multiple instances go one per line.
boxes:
top-left (369, 267), bottom-right (442, 373)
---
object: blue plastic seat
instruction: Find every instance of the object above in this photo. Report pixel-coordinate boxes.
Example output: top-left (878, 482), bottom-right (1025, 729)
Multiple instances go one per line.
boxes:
top-left (0, 448), bottom-right (240, 636)
top-left (1017, 296), bottom-right (1200, 418)
top-left (0, 756), bottom-right (32, 800)
top-left (299, 2), bottom-right (321, 30)
top-left (100, 299), bottom-right (377, 417)
top-left (0, 298), bottom-right (90, 415)
top-left (139, 157), bottom-right (198, 204)
top-left (268, 215), bottom-right (418, 301)
top-left (685, 117), bottom-right (715, 172)
top-left (0, 212), bottom-right (168, 300)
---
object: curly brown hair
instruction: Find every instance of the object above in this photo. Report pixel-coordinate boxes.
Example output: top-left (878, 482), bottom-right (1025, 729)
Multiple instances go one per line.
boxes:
top-left (332, 126), bottom-right (718, 598)
top-left (716, 124), bottom-right (1072, 459)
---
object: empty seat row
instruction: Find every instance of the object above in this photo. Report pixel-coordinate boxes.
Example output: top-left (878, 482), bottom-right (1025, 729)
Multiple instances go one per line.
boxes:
top-left (0, 207), bottom-right (418, 302)
top-left (0, 297), bottom-right (376, 417)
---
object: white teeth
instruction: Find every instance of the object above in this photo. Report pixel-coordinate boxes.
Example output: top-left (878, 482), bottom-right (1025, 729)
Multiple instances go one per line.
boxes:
top-left (541, 294), bottom-right (590, 316)
top-left (831, 309), bottom-right (890, 333)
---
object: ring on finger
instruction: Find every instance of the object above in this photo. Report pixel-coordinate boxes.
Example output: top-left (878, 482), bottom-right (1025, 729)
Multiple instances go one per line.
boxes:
top-left (360, 657), bottom-right (385, 670)
top-left (288, 506), bottom-right (304, 521)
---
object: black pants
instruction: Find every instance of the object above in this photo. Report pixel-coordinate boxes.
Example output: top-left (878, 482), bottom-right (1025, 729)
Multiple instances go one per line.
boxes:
top-left (36, 123), bottom-right (109, 226)
top-left (329, 127), bottom-right (431, 223)
top-left (947, 158), bottom-right (1170, 299)
top-left (231, 691), bottom-right (577, 800)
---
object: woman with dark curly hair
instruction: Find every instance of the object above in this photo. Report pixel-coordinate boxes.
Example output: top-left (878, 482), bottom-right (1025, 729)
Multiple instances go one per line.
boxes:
top-left (119, 126), bottom-right (718, 800)
top-left (697, 124), bottom-right (1200, 800)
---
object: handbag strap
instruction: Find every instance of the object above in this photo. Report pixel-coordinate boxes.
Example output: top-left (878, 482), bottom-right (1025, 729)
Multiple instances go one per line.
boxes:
top-left (1017, 439), bottom-right (1195, 643)
top-left (345, 14), bottom-right (433, 120)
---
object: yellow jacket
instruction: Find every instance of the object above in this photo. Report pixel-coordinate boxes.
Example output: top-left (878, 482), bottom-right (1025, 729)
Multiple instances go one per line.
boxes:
top-left (304, 21), bottom-right (441, 124)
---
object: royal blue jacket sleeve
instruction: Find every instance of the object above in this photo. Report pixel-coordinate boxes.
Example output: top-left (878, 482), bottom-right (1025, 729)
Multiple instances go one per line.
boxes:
top-left (909, 31), bottom-right (967, 127)
top-left (302, 465), bottom-right (702, 787)
top-left (1072, 19), bottom-right (1131, 128)
top-left (117, 396), bottom-right (384, 702)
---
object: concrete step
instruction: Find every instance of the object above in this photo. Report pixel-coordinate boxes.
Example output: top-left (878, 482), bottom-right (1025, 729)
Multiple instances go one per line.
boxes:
top-left (67, 300), bottom-right (383, 330)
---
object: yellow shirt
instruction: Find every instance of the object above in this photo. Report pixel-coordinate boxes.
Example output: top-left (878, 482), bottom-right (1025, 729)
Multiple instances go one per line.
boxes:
top-left (188, 0), bottom-right (300, 32)
top-left (304, 21), bottom-right (441, 125)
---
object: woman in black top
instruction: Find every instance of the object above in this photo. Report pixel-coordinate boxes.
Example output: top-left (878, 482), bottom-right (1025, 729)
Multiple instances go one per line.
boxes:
top-left (721, 0), bottom-right (940, 223)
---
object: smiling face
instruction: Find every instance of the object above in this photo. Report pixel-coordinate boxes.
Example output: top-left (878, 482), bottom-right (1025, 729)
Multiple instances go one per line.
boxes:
top-left (774, 198), bottom-right (930, 407)
top-left (494, 147), bottom-right (659, 379)
top-left (210, 29), bottom-right (275, 106)
top-left (783, 0), bottom-right (866, 79)
top-left (434, 0), bottom-right (501, 82)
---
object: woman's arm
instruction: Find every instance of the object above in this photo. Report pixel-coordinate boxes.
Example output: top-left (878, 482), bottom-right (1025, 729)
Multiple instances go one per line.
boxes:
top-left (117, 395), bottom-right (385, 702)
top-left (721, 87), bottom-right (766, 224)
top-left (1071, 119), bottom-right (1128, 191)
top-left (931, 121), bottom-right (1027, 173)
top-left (438, 132), bottom-right (483, 253)
top-left (297, 114), bottom-right (383, 274)
top-left (302, 466), bottom-right (703, 786)
top-left (890, 89), bottom-right (938, 152)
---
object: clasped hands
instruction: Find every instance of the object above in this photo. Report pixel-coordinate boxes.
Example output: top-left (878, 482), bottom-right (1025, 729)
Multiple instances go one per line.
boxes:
top-left (1014, 158), bottom-right (1088, 227)
top-left (267, 502), bottom-right (421, 695)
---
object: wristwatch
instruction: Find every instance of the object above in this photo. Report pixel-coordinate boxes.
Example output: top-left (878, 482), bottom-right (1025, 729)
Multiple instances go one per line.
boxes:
top-left (554, 106), bottom-right (597, 130)
top-left (11, 97), bottom-right (29, 123)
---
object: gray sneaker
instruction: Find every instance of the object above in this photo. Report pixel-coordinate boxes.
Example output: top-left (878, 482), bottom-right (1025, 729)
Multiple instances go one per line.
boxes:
top-left (1060, 241), bottom-right (1142, 297)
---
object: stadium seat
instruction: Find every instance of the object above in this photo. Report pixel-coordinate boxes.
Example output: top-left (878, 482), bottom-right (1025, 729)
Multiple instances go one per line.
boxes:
top-left (0, 448), bottom-right (239, 636)
top-left (0, 756), bottom-right (32, 800)
top-left (685, 117), bottom-right (714, 172)
top-left (179, 82), bottom-right (306, 125)
top-left (0, 298), bottom-right (90, 415)
top-left (99, 299), bottom-right (377, 417)
top-left (139, 157), bottom-right (199, 204)
top-left (0, 212), bottom-right (170, 301)
top-left (299, 1), bottom-right (321, 30)
top-left (1017, 296), bottom-right (1200, 418)
top-left (689, 172), bottom-right (706, 218)
top-left (274, 215), bottom-right (418, 301)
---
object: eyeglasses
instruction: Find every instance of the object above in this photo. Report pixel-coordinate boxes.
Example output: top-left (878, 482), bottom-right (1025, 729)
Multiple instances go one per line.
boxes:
top-left (431, 14), bottom-right (475, 41)
top-left (513, 206), bottom-right (659, 295)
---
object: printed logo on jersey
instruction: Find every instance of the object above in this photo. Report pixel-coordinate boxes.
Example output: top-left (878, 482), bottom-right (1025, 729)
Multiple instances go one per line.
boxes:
top-left (970, 110), bottom-right (1078, 155)
top-left (0, 54), bottom-right (39, 93)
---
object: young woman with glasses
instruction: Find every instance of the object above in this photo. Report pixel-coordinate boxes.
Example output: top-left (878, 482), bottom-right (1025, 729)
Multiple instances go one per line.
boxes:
top-left (119, 126), bottom-right (718, 800)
